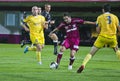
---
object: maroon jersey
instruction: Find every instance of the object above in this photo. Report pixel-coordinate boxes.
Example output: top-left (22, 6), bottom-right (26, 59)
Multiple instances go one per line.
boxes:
top-left (57, 18), bottom-right (84, 39)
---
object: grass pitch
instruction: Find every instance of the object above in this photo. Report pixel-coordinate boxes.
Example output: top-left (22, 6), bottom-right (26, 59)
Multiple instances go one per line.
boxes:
top-left (0, 44), bottom-right (120, 81)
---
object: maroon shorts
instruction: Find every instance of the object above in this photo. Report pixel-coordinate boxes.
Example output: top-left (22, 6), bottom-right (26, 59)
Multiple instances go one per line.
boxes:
top-left (61, 38), bottom-right (80, 51)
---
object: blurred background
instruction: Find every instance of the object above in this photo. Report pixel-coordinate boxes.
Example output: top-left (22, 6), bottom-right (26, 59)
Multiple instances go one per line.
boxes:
top-left (0, 0), bottom-right (120, 46)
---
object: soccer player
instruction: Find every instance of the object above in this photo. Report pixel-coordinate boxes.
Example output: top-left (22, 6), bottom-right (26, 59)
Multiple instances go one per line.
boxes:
top-left (50, 12), bottom-right (95, 70)
top-left (21, 6), bottom-right (48, 65)
top-left (41, 4), bottom-right (58, 55)
top-left (77, 3), bottom-right (120, 73)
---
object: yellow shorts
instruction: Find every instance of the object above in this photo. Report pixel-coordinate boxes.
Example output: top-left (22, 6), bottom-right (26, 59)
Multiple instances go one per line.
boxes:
top-left (94, 35), bottom-right (117, 48)
top-left (30, 34), bottom-right (45, 45)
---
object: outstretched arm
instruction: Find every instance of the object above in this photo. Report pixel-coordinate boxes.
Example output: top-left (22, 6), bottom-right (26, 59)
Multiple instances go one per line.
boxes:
top-left (49, 28), bottom-right (58, 35)
top-left (84, 21), bottom-right (96, 25)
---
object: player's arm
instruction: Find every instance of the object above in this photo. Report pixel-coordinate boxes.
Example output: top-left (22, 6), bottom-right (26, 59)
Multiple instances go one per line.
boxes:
top-left (96, 26), bottom-right (101, 34)
top-left (21, 20), bottom-right (29, 32)
top-left (21, 24), bottom-right (29, 32)
top-left (117, 25), bottom-right (120, 32)
top-left (95, 19), bottom-right (101, 34)
top-left (84, 21), bottom-right (96, 25)
top-left (49, 22), bottom-right (63, 35)
top-left (49, 28), bottom-right (59, 35)
top-left (21, 15), bottom-right (30, 32)
top-left (44, 21), bottom-right (49, 29)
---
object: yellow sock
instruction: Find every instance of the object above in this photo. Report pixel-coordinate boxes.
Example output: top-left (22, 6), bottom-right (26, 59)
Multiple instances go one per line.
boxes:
top-left (116, 50), bottom-right (120, 60)
top-left (36, 51), bottom-right (41, 62)
top-left (28, 46), bottom-right (36, 51)
top-left (82, 53), bottom-right (92, 67)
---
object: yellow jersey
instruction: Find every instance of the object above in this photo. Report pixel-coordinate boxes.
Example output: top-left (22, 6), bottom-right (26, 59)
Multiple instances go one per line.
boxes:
top-left (23, 15), bottom-right (45, 35)
top-left (96, 12), bottom-right (119, 38)
top-left (23, 15), bottom-right (45, 44)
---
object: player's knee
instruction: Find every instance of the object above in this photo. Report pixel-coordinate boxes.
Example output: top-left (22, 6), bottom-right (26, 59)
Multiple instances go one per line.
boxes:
top-left (60, 47), bottom-right (65, 52)
top-left (50, 34), bottom-right (58, 40)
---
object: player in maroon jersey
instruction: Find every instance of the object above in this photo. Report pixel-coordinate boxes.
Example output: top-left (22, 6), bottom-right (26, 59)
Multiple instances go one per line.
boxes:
top-left (49, 12), bottom-right (95, 70)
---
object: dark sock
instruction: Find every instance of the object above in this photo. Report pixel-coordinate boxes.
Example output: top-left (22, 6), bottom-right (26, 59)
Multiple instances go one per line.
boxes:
top-left (53, 42), bottom-right (58, 55)
top-left (69, 57), bottom-right (75, 65)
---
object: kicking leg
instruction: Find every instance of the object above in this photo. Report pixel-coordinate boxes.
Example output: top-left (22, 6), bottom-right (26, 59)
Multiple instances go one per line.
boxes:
top-left (77, 46), bottom-right (99, 73)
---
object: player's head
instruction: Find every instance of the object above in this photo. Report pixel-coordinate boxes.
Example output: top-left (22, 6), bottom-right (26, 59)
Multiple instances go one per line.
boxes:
top-left (45, 4), bottom-right (51, 12)
top-left (32, 6), bottom-right (38, 16)
top-left (38, 7), bottom-right (42, 14)
top-left (102, 3), bottom-right (111, 13)
top-left (63, 12), bottom-right (71, 24)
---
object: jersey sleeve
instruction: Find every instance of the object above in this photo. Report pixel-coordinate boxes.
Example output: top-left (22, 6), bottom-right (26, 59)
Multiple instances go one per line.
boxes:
top-left (57, 22), bottom-right (64, 30)
top-left (96, 16), bottom-right (100, 27)
top-left (73, 18), bottom-right (84, 24)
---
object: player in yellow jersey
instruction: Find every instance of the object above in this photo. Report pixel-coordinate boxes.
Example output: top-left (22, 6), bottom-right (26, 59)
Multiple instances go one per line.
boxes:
top-left (21, 6), bottom-right (48, 65)
top-left (77, 3), bottom-right (120, 73)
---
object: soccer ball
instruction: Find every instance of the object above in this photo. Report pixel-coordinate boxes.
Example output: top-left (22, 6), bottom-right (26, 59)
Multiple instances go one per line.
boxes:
top-left (50, 62), bottom-right (57, 69)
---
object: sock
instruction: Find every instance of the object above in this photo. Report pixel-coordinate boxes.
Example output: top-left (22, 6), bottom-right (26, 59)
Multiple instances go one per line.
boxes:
top-left (82, 53), bottom-right (92, 67)
top-left (53, 41), bottom-right (58, 54)
top-left (116, 50), bottom-right (120, 60)
top-left (28, 46), bottom-right (36, 51)
top-left (36, 51), bottom-right (41, 62)
top-left (69, 57), bottom-right (75, 65)
top-left (56, 52), bottom-right (63, 64)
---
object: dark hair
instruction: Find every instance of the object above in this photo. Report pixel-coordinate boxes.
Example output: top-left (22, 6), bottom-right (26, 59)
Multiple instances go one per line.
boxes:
top-left (63, 12), bottom-right (71, 17)
top-left (103, 3), bottom-right (111, 12)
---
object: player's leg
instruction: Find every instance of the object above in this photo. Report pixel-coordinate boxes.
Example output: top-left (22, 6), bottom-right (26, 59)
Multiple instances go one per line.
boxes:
top-left (21, 40), bottom-right (26, 48)
top-left (49, 33), bottom-right (58, 55)
top-left (114, 47), bottom-right (120, 60)
top-left (68, 39), bottom-right (79, 70)
top-left (111, 38), bottom-right (120, 60)
top-left (55, 39), bottom-right (70, 65)
top-left (36, 44), bottom-right (42, 65)
top-left (77, 46), bottom-right (99, 73)
top-left (77, 36), bottom-right (104, 73)
top-left (21, 29), bottom-right (26, 48)
top-left (24, 45), bottom-right (37, 53)
top-left (83, 46), bottom-right (99, 66)
top-left (35, 35), bottom-right (45, 65)
top-left (50, 39), bottom-right (69, 69)
top-left (56, 46), bottom-right (66, 65)
top-left (68, 50), bottom-right (76, 70)
top-left (24, 36), bottom-right (36, 53)
top-left (50, 46), bottom-right (66, 69)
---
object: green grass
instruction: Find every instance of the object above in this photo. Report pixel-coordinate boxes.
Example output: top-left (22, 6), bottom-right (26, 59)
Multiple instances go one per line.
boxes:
top-left (0, 44), bottom-right (120, 81)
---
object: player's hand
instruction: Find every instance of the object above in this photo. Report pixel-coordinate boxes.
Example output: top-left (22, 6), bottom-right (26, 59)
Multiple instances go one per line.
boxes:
top-left (50, 20), bottom-right (55, 24)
